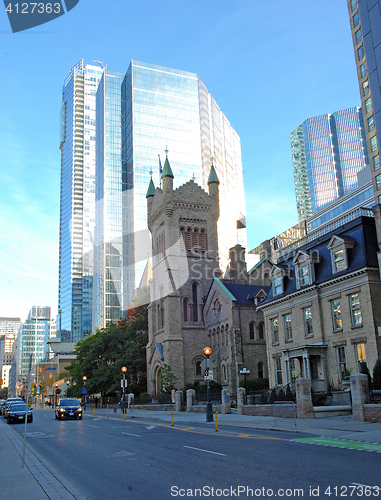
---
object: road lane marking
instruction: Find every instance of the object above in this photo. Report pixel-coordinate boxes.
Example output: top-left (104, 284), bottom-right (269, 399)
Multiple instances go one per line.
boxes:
top-left (87, 425), bottom-right (99, 428)
top-left (145, 425), bottom-right (155, 430)
top-left (291, 437), bottom-right (381, 453)
top-left (184, 445), bottom-right (226, 456)
top-left (352, 483), bottom-right (380, 490)
top-left (122, 431), bottom-right (141, 437)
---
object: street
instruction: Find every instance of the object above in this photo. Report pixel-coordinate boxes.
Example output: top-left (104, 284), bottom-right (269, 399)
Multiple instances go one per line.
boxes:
top-left (3, 408), bottom-right (381, 500)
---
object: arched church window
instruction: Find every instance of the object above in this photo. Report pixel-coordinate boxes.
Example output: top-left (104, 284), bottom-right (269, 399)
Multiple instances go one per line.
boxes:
top-left (192, 282), bottom-right (199, 322)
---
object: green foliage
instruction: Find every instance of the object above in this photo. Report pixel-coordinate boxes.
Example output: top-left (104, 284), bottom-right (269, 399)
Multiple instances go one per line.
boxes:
top-left (359, 362), bottom-right (372, 390)
top-left (260, 389), bottom-right (268, 403)
top-left (373, 358), bottom-right (381, 390)
top-left (278, 389), bottom-right (286, 401)
top-left (239, 378), bottom-right (269, 391)
top-left (285, 385), bottom-right (296, 402)
top-left (67, 306), bottom-right (148, 398)
top-left (0, 387), bottom-right (8, 399)
top-left (184, 380), bottom-right (222, 394)
top-left (160, 364), bottom-right (177, 394)
top-left (269, 389), bottom-right (277, 403)
top-left (58, 370), bottom-right (71, 381)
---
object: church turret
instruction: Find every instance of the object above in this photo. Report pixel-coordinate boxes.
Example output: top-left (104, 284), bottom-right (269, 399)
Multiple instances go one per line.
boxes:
top-left (162, 151), bottom-right (174, 217)
top-left (208, 161), bottom-right (220, 222)
top-left (146, 177), bottom-right (155, 230)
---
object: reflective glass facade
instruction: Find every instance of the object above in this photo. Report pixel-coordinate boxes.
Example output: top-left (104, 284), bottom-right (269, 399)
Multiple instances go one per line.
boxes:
top-left (291, 107), bottom-right (369, 221)
top-left (17, 307), bottom-right (55, 380)
top-left (347, 0), bottom-right (381, 207)
top-left (59, 60), bottom-right (104, 343)
top-left (95, 60), bottom-right (246, 329)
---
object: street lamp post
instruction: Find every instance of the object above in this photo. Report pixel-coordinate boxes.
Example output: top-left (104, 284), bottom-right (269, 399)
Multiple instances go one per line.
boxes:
top-left (239, 368), bottom-right (250, 404)
top-left (54, 383), bottom-right (58, 408)
top-left (121, 367), bottom-right (127, 412)
top-left (82, 376), bottom-right (87, 410)
top-left (66, 379), bottom-right (70, 397)
top-left (203, 347), bottom-right (213, 422)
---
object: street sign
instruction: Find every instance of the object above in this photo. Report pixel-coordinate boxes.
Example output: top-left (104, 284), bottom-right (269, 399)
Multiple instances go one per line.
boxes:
top-left (201, 359), bottom-right (215, 371)
top-left (82, 387), bottom-right (87, 394)
top-left (45, 366), bottom-right (56, 370)
top-left (204, 370), bottom-right (214, 381)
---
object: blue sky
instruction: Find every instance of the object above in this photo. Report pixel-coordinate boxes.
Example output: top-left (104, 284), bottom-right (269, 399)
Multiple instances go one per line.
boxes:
top-left (0, 1), bottom-right (361, 320)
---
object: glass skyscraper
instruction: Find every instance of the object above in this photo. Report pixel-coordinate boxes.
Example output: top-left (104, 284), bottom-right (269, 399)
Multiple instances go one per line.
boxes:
top-left (94, 60), bottom-right (247, 329)
top-left (347, 0), bottom-right (380, 204)
top-left (17, 307), bottom-right (55, 381)
top-left (59, 60), bottom-right (104, 343)
top-left (60, 59), bottom-right (247, 334)
top-left (291, 107), bottom-right (369, 221)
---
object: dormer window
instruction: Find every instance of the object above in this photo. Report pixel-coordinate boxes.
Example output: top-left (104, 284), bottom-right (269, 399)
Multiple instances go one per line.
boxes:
top-left (270, 266), bottom-right (288, 296)
top-left (293, 250), bottom-right (319, 290)
top-left (327, 236), bottom-right (355, 274)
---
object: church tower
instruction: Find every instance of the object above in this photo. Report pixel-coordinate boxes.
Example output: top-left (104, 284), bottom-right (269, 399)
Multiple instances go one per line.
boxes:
top-left (146, 154), bottom-right (221, 396)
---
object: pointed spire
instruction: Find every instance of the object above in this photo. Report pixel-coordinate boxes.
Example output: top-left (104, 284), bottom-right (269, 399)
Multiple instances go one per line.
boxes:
top-left (146, 177), bottom-right (155, 198)
top-left (161, 147), bottom-right (174, 178)
top-left (208, 157), bottom-right (219, 184)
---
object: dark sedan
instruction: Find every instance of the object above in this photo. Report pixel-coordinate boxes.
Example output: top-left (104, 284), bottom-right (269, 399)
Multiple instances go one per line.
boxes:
top-left (55, 398), bottom-right (82, 420)
top-left (6, 402), bottom-right (33, 424)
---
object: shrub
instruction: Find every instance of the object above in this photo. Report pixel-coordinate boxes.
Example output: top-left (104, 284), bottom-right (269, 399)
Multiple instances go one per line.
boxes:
top-left (373, 359), bottom-right (381, 390)
top-left (359, 362), bottom-right (372, 390)
top-left (239, 378), bottom-right (269, 391)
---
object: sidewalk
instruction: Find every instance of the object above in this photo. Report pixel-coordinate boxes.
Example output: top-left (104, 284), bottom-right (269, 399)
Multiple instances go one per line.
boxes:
top-left (1, 407), bottom-right (381, 500)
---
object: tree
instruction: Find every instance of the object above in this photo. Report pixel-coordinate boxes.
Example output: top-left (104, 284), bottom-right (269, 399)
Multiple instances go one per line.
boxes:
top-left (161, 364), bottom-right (177, 394)
top-left (373, 358), bottom-right (381, 390)
top-left (67, 305), bottom-right (148, 398)
top-left (359, 362), bottom-right (372, 390)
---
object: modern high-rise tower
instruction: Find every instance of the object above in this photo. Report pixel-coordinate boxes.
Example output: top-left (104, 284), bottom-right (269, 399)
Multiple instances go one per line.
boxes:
top-left (347, 1), bottom-right (380, 203)
top-left (60, 59), bottom-right (247, 335)
top-left (94, 60), bottom-right (247, 329)
top-left (59, 61), bottom-right (105, 343)
top-left (291, 107), bottom-right (369, 221)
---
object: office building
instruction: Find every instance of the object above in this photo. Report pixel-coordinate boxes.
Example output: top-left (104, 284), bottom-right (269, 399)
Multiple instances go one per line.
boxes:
top-left (291, 107), bottom-right (369, 221)
top-left (94, 60), bottom-right (247, 329)
top-left (17, 307), bottom-right (56, 381)
top-left (60, 59), bottom-right (246, 334)
top-left (59, 61), bottom-right (105, 342)
top-left (347, 0), bottom-right (381, 205)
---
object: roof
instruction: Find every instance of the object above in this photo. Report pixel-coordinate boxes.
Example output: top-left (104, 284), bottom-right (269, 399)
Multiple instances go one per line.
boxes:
top-left (214, 278), bottom-right (270, 305)
top-left (161, 156), bottom-right (174, 178)
top-left (208, 164), bottom-right (219, 184)
top-left (261, 215), bottom-right (378, 305)
top-left (248, 255), bottom-right (274, 274)
top-left (146, 178), bottom-right (155, 198)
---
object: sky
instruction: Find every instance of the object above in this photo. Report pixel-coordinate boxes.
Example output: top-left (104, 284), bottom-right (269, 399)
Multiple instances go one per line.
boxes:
top-left (0, 0), bottom-right (361, 321)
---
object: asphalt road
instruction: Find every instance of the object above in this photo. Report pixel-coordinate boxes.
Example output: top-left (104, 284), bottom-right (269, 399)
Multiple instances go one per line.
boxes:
top-left (7, 409), bottom-right (381, 499)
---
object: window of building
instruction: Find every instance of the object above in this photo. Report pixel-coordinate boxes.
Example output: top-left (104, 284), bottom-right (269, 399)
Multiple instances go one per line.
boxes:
top-left (284, 314), bottom-right (292, 342)
top-left (374, 155), bottom-right (380, 171)
top-left (222, 364), bottom-right (227, 381)
top-left (183, 298), bottom-right (189, 322)
top-left (349, 293), bottom-right (362, 327)
top-left (368, 115), bottom-right (375, 132)
top-left (371, 135), bottom-right (378, 152)
top-left (357, 45), bottom-right (365, 61)
top-left (258, 322), bottom-right (264, 340)
top-left (272, 318), bottom-right (279, 344)
top-left (293, 251), bottom-right (318, 289)
top-left (336, 347), bottom-right (347, 380)
top-left (355, 28), bottom-right (362, 44)
top-left (376, 174), bottom-right (381, 191)
top-left (353, 11), bottom-right (359, 27)
top-left (304, 307), bottom-right (313, 336)
top-left (362, 80), bottom-right (370, 95)
top-left (351, 0), bottom-right (357, 11)
top-left (192, 282), bottom-right (199, 322)
top-left (275, 358), bottom-right (283, 386)
top-left (195, 360), bottom-right (202, 377)
top-left (331, 299), bottom-right (343, 330)
top-left (328, 235), bottom-right (355, 274)
top-left (360, 62), bottom-right (367, 78)
top-left (355, 343), bottom-right (366, 372)
top-left (273, 277), bottom-right (283, 295)
top-left (249, 322), bottom-right (255, 340)
top-left (365, 98), bottom-right (373, 114)
top-left (258, 362), bottom-right (264, 379)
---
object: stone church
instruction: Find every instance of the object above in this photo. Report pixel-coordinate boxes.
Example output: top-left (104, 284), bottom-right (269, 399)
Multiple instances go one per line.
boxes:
top-left (145, 154), bottom-right (268, 398)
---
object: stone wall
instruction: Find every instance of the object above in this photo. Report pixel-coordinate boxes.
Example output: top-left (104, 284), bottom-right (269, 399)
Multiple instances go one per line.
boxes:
top-left (363, 404), bottom-right (381, 423)
top-left (239, 404), bottom-right (296, 418)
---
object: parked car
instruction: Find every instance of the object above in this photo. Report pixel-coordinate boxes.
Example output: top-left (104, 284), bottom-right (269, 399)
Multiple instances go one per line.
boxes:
top-left (3, 397), bottom-right (23, 419)
top-left (6, 402), bottom-right (33, 424)
top-left (0, 400), bottom-right (6, 415)
top-left (55, 398), bottom-right (82, 420)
